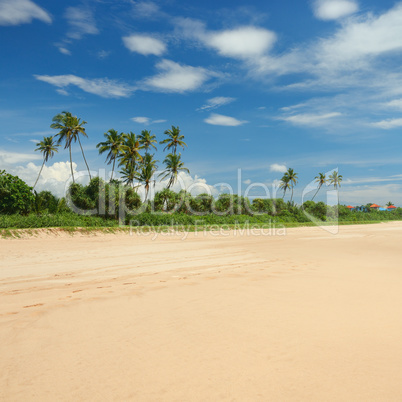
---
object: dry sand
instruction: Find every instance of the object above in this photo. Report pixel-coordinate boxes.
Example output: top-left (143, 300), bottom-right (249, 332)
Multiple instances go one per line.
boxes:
top-left (1, 222), bottom-right (402, 401)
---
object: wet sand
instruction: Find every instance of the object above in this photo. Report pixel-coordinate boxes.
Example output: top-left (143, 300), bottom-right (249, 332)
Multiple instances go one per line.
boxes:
top-left (1, 222), bottom-right (402, 401)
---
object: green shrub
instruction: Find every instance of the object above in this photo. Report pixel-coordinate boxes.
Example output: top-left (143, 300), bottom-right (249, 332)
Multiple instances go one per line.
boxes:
top-left (0, 170), bottom-right (35, 215)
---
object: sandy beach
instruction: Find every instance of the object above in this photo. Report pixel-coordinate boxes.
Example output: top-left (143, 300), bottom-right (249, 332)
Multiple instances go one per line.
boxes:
top-left (1, 222), bottom-right (402, 401)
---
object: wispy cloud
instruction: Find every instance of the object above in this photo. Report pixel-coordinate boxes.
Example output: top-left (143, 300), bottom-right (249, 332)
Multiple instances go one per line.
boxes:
top-left (0, 149), bottom-right (41, 164)
top-left (383, 99), bottom-right (402, 110)
top-left (0, 0), bottom-right (51, 25)
top-left (131, 2), bottom-right (162, 19)
top-left (312, 0), bottom-right (359, 21)
top-left (55, 5), bottom-right (99, 55)
top-left (204, 113), bottom-right (247, 126)
top-left (198, 96), bottom-right (236, 111)
top-left (34, 74), bottom-right (135, 98)
top-left (123, 34), bottom-right (166, 56)
top-left (143, 59), bottom-right (214, 93)
top-left (65, 6), bottom-right (99, 40)
top-left (370, 118), bottom-right (402, 130)
top-left (131, 116), bottom-right (166, 125)
top-left (279, 112), bottom-right (342, 127)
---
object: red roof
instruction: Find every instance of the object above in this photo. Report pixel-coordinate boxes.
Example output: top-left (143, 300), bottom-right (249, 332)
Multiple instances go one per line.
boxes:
top-left (387, 205), bottom-right (397, 209)
top-left (370, 204), bottom-right (380, 208)
top-left (346, 205), bottom-right (354, 209)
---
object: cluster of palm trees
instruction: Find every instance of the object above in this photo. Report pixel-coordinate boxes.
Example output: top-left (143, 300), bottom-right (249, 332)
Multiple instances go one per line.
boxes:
top-left (278, 168), bottom-right (343, 202)
top-left (96, 126), bottom-right (187, 200)
top-left (33, 112), bottom-right (189, 201)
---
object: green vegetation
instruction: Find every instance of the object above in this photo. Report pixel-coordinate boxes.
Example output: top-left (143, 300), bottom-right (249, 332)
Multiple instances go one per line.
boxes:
top-left (0, 170), bottom-right (35, 215)
top-left (1, 112), bottom-right (401, 234)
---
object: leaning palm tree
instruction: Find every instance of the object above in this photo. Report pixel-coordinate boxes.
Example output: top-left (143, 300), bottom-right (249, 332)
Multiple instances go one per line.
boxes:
top-left (33, 136), bottom-right (59, 189)
top-left (119, 132), bottom-right (143, 172)
top-left (138, 130), bottom-right (157, 154)
top-left (96, 129), bottom-right (124, 180)
top-left (135, 153), bottom-right (158, 200)
top-left (51, 111), bottom-right (91, 182)
top-left (159, 153), bottom-right (189, 189)
top-left (279, 175), bottom-right (291, 199)
top-left (160, 126), bottom-right (187, 155)
top-left (328, 171), bottom-right (343, 189)
top-left (282, 168), bottom-right (298, 202)
top-left (312, 173), bottom-right (327, 201)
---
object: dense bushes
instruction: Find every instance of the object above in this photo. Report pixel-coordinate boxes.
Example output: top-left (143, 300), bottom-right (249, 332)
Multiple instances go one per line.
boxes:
top-left (0, 170), bottom-right (35, 214)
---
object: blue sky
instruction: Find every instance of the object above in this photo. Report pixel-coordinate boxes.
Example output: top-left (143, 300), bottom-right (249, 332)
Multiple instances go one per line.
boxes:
top-left (1, 0), bottom-right (402, 205)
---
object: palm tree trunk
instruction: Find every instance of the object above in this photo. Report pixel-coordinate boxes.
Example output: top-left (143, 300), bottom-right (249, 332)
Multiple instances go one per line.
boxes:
top-left (311, 185), bottom-right (321, 201)
top-left (144, 184), bottom-right (149, 201)
top-left (33, 160), bottom-right (45, 189)
top-left (77, 136), bottom-right (91, 180)
top-left (69, 145), bottom-right (75, 183)
top-left (290, 187), bottom-right (293, 203)
top-left (111, 158), bottom-right (115, 181)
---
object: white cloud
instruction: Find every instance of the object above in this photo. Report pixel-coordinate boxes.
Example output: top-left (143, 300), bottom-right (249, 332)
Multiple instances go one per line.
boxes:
top-left (11, 161), bottom-right (82, 197)
top-left (34, 74), bottom-right (135, 98)
top-left (269, 164), bottom-right (287, 173)
top-left (279, 112), bottom-right (342, 126)
top-left (176, 19), bottom-right (276, 60)
top-left (131, 2), bottom-right (161, 19)
top-left (198, 96), bottom-right (236, 111)
top-left (371, 118), bottom-right (402, 130)
top-left (313, 0), bottom-right (358, 20)
top-left (131, 117), bottom-right (150, 124)
top-left (58, 47), bottom-right (71, 56)
top-left (123, 34), bottom-right (166, 56)
top-left (0, 149), bottom-right (41, 164)
top-left (384, 99), bottom-right (402, 110)
top-left (204, 113), bottom-right (247, 126)
top-left (131, 116), bottom-right (166, 125)
top-left (254, 3), bottom-right (402, 91)
top-left (144, 59), bottom-right (212, 93)
top-left (65, 6), bottom-right (98, 40)
top-left (0, 0), bottom-right (51, 25)
top-left (207, 26), bottom-right (276, 59)
top-left (341, 183), bottom-right (402, 205)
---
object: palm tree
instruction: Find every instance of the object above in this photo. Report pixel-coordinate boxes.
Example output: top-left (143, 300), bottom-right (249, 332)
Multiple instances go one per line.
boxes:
top-left (138, 130), bottom-right (157, 154)
top-left (33, 136), bottom-right (59, 189)
top-left (160, 126), bottom-right (187, 154)
top-left (329, 171), bottom-right (343, 189)
top-left (96, 129), bottom-right (124, 180)
top-left (135, 154), bottom-right (158, 200)
top-left (386, 201), bottom-right (394, 207)
top-left (279, 175), bottom-right (291, 199)
top-left (119, 132), bottom-right (143, 171)
top-left (312, 173), bottom-right (327, 201)
top-left (119, 164), bottom-right (137, 188)
top-left (51, 111), bottom-right (91, 182)
top-left (281, 168), bottom-right (298, 202)
top-left (159, 153), bottom-right (189, 189)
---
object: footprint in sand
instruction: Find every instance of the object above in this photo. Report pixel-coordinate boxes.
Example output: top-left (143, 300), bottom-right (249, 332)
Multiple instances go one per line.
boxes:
top-left (23, 303), bottom-right (44, 308)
